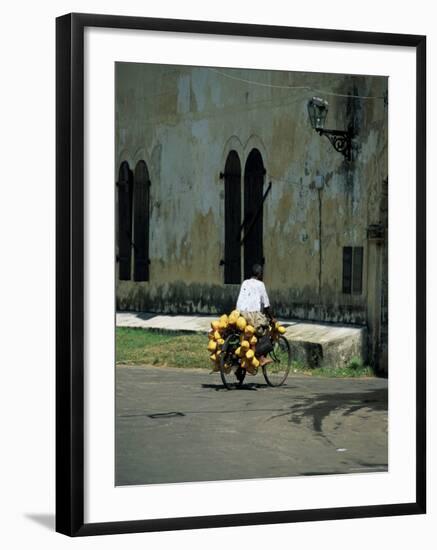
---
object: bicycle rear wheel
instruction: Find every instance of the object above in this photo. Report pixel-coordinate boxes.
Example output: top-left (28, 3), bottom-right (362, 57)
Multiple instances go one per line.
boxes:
top-left (220, 333), bottom-right (242, 390)
top-left (262, 335), bottom-right (291, 387)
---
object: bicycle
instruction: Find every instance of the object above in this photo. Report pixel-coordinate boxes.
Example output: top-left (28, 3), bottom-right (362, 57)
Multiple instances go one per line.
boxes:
top-left (219, 320), bottom-right (291, 390)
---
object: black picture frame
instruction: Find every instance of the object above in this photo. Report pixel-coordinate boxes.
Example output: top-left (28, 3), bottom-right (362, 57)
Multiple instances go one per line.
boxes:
top-left (56, 12), bottom-right (426, 537)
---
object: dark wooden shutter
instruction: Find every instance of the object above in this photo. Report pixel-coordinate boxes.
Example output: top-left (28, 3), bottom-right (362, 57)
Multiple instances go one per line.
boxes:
top-left (244, 149), bottom-right (265, 280)
top-left (133, 160), bottom-right (150, 282)
top-left (352, 246), bottom-right (364, 294)
top-left (224, 151), bottom-right (241, 284)
top-left (117, 161), bottom-right (133, 280)
top-left (342, 246), bottom-right (352, 294)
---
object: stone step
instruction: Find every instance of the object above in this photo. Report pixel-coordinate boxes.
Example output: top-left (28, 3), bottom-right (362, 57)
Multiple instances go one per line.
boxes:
top-left (284, 322), bottom-right (367, 369)
top-left (116, 312), bottom-right (215, 333)
top-left (116, 312), bottom-right (367, 369)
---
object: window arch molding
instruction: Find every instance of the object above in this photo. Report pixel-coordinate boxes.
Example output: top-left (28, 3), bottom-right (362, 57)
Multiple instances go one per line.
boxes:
top-left (220, 135), bottom-right (244, 177)
top-left (243, 134), bottom-right (269, 170)
top-left (116, 149), bottom-right (133, 172)
top-left (132, 147), bottom-right (151, 170)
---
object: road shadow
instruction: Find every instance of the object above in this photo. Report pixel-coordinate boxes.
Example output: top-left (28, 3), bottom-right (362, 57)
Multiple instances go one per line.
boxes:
top-left (267, 388), bottom-right (388, 433)
top-left (118, 311), bottom-right (157, 321)
top-left (202, 380), bottom-right (290, 391)
top-left (201, 382), bottom-right (260, 391)
top-left (201, 381), bottom-right (300, 391)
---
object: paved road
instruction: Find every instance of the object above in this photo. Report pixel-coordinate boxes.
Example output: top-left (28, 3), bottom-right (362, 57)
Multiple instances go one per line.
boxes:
top-left (116, 365), bottom-right (388, 486)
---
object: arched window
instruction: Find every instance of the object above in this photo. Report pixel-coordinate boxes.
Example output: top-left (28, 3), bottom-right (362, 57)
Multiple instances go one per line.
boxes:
top-left (243, 149), bottom-right (265, 280)
top-left (223, 151), bottom-right (242, 284)
top-left (117, 161), bottom-right (133, 281)
top-left (133, 160), bottom-right (150, 282)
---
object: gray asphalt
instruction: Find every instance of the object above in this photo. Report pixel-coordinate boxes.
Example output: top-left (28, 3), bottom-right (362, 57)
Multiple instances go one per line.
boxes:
top-left (115, 365), bottom-right (388, 486)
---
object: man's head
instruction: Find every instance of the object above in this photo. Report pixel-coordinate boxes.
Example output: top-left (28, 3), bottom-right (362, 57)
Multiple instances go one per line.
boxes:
top-left (252, 263), bottom-right (263, 280)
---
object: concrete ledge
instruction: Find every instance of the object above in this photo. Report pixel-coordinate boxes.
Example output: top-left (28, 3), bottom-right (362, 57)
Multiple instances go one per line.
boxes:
top-left (116, 312), bottom-right (367, 369)
top-left (285, 322), bottom-right (367, 369)
top-left (116, 312), bottom-right (213, 333)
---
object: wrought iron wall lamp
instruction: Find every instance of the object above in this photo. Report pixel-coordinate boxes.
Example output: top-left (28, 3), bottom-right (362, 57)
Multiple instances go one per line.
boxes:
top-left (307, 96), bottom-right (353, 161)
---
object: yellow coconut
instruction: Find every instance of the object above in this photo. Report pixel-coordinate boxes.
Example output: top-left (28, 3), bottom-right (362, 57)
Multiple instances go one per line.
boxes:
top-left (249, 335), bottom-right (258, 346)
top-left (220, 314), bottom-right (229, 324)
top-left (236, 316), bottom-right (247, 331)
top-left (241, 340), bottom-right (250, 351)
top-left (230, 309), bottom-right (240, 318)
top-left (217, 338), bottom-right (225, 346)
top-left (208, 331), bottom-right (215, 340)
top-left (278, 326), bottom-right (286, 334)
top-left (245, 325), bottom-right (255, 336)
top-left (213, 330), bottom-right (221, 340)
top-left (251, 357), bottom-right (260, 368)
top-left (211, 320), bottom-right (220, 331)
top-left (234, 346), bottom-right (242, 357)
top-left (229, 313), bottom-right (241, 325)
top-left (207, 340), bottom-right (217, 352)
top-left (210, 353), bottom-right (217, 362)
top-left (245, 349), bottom-right (254, 360)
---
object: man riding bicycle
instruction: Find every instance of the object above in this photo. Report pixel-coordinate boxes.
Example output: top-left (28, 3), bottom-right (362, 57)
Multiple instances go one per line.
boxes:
top-left (235, 264), bottom-right (275, 381)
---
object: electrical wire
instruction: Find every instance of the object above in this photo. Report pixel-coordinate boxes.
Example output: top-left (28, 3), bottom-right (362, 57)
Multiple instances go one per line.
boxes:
top-left (208, 67), bottom-right (385, 100)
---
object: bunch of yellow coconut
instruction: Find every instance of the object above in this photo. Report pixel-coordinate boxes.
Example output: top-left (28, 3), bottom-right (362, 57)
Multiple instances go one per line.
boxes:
top-left (271, 321), bottom-right (287, 338)
top-left (207, 310), bottom-right (286, 374)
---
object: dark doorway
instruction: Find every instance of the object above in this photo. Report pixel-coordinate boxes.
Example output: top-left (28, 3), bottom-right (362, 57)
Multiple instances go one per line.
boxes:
top-left (133, 160), bottom-right (150, 281)
top-left (243, 149), bottom-right (265, 280)
top-left (224, 151), bottom-right (242, 284)
top-left (117, 161), bottom-right (133, 280)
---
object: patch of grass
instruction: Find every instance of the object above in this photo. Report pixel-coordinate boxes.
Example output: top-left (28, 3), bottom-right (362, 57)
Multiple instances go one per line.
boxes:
top-left (116, 327), bottom-right (209, 369)
top-left (290, 359), bottom-right (375, 378)
top-left (348, 355), bottom-right (364, 370)
top-left (116, 328), bottom-right (376, 377)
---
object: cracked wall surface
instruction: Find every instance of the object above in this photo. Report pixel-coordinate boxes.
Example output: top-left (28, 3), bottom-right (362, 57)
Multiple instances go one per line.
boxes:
top-left (115, 63), bottom-right (388, 370)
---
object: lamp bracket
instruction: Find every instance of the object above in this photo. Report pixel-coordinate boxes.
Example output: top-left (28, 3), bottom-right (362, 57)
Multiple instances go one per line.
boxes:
top-left (317, 128), bottom-right (353, 161)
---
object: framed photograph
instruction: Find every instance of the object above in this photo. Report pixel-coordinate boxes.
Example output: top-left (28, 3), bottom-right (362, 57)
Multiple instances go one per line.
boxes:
top-left (56, 13), bottom-right (426, 536)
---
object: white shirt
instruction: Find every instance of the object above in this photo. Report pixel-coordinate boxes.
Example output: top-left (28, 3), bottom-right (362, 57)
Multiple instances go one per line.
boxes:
top-left (236, 278), bottom-right (270, 312)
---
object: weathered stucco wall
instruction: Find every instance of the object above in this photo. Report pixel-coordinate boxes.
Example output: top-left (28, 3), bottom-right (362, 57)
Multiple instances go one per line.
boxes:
top-left (115, 63), bottom-right (388, 368)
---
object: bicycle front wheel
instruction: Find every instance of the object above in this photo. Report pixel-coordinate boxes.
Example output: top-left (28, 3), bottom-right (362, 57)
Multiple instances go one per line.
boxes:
top-left (220, 333), bottom-right (241, 390)
top-left (262, 335), bottom-right (291, 387)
